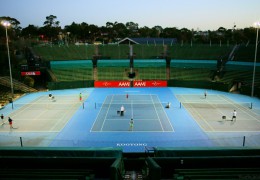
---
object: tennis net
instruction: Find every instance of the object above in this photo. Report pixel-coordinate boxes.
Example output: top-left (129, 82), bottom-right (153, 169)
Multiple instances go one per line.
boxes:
top-left (94, 102), bottom-right (172, 109)
top-left (180, 102), bottom-right (253, 109)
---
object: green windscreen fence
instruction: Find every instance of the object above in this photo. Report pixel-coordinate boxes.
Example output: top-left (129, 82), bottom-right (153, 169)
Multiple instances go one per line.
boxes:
top-left (50, 60), bottom-right (93, 81)
top-left (97, 59), bottom-right (130, 80)
top-left (134, 59), bottom-right (166, 80)
top-left (168, 80), bottom-right (230, 91)
top-left (48, 80), bottom-right (94, 90)
top-left (170, 60), bottom-right (217, 81)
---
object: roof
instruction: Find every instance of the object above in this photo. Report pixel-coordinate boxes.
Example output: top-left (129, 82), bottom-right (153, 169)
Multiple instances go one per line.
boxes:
top-left (118, 37), bottom-right (177, 45)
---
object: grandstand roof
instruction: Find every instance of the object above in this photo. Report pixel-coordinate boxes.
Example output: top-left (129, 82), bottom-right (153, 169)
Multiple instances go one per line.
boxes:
top-left (118, 37), bottom-right (177, 45)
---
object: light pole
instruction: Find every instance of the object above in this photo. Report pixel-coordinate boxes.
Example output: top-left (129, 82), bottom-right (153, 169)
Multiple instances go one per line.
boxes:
top-left (251, 22), bottom-right (260, 97)
top-left (1, 20), bottom-right (14, 99)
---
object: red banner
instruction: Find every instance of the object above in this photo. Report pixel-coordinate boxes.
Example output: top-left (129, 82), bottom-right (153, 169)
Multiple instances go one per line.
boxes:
top-left (21, 71), bottom-right (41, 76)
top-left (133, 80), bottom-right (167, 87)
top-left (94, 80), bottom-right (167, 88)
top-left (95, 81), bottom-right (130, 87)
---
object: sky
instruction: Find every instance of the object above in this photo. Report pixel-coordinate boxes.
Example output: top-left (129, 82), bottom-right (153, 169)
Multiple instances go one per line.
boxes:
top-left (1, 0), bottom-right (260, 31)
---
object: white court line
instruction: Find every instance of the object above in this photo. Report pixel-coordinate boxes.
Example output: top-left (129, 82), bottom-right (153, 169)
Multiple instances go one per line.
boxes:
top-left (205, 96), bottom-right (226, 118)
top-left (151, 94), bottom-right (164, 131)
top-left (93, 130), bottom-right (165, 133)
top-left (182, 103), bottom-right (215, 132)
top-left (101, 95), bottom-right (114, 131)
top-left (220, 95), bottom-right (260, 122)
top-left (111, 94), bottom-right (158, 96)
top-left (90, 96), bottom-right (109, 132)
top-left (153, 95), bottom-right (174, 132)
top-left (11, 97), bottom-right (45, 118)
top-left (50, 102), bottom-right (81, 131)
top-left (92, 94), bottom-right (174, 132)
top-left (131, 100), bottom-right (133, 118)
top-left (13, 118), bottom-right (70, 121)
top-left (179, 94), bottom-right (215, 131)
top-left (105, 119), bottom-right (159, 121)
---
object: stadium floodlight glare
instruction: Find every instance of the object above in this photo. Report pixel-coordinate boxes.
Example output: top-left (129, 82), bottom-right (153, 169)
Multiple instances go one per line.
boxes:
top-left (1, 20), bottom-right (14, 99)
top-left (251, 22), bottom-right (260, 97)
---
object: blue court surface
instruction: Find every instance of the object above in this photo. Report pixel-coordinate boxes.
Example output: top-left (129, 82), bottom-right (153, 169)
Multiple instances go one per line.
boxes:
top-left (0, 87), bottom-right (260, 152)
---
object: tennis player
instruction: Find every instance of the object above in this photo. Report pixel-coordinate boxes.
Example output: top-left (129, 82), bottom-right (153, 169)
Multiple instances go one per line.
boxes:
top-left (232, 110), bottom-right (237, 121)
top-left (166, 102), bottom-right (171, 108)
top-left (1, 114), bottom-right (4, 125)
top-left (129, 118), bottom-right (134, 131)
top-left (120, 105), bottom-right (125, 116)
top-left (204, 90), bottom-right (207, 99)
top-left (8, 117), bottom-right (13, 129)
top-left (79, 93), bottom-right (82, 101)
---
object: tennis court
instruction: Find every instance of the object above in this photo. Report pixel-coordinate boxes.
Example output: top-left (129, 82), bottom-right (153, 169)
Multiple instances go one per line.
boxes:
top-left (1, 94), bottom-right (87, 132)
top-left (0, 87), bottom-right (260, 152)
top-left (92, 94), bottom-right (173, 132)
top-left (176, 94), bottom-right (260, 132)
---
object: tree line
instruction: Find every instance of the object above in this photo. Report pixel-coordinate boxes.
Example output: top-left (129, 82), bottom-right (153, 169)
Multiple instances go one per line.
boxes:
top-left (0, 15), bottom-right (258, 45)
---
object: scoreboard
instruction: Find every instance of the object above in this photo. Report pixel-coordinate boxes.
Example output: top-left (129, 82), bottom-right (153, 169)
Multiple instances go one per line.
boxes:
top-left (20, 64), bottom-right (41, 76)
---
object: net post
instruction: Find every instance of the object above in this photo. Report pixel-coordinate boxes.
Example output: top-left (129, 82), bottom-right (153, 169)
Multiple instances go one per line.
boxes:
top-left (83, 102), bottom-right (84, 109)
top-left (180, 102), bottom-right (182, 109)
top-left (250, 102), bottom-right (253, 109)
top-left (20, 137), bottom-right (23, 147)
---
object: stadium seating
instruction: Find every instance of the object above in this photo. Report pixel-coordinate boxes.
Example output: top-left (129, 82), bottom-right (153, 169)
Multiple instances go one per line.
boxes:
top-left (144, 147), bottom-right (260, 179)
top-left (30, 44), bottom-right (260, 97)
top-left (0, 147), bottom-right (124, 180)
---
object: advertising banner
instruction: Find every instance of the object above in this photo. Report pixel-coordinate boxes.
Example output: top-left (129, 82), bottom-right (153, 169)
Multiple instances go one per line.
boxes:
top-left (94, 80), bottom-right (167, 87)
top-left (94, 81), bottom-right (130, 87)
top-left (133, 80), bottom-right (167, 87)
top-left (21, 71), bottom-right (41, 76)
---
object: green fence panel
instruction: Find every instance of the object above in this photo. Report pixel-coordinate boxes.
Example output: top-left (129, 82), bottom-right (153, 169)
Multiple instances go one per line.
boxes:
top-left (167, 80), bottom-right (230, 91)
top-left (47, 80), bottom-right (94, 90)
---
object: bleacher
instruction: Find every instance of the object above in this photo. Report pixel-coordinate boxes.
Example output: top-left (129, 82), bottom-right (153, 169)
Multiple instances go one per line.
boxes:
top-left (33, 45), bottom-right (95, 60)
top-left (0, 147), bottom-right (124, 180)
top-left (145, 147), bottom-right (260, 180)
top-left (31, 44), bottom-right (260, 95)
top-left (173, 168), bottom-right (260, 180)
top-left (32, 44), bottom-right (236, 61)
top-left (2, 147), bottom-right (260, 179)
top-left (0, 76), bottom-right (37, 93)
top-left (0, 76), bottom-right (38, 107)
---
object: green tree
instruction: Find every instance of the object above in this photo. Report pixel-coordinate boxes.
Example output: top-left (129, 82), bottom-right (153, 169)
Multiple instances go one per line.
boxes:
top-left (43, 15), bottom-right (59, 27)
top-left (126, 22), bottom-right (138, 37)
top-left (42, 15), bottom-right (61, 42)
top-left (21, 24), bottom-right (39, 38)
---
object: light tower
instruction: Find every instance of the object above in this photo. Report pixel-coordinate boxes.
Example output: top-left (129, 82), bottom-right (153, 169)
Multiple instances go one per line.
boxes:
top-left (251, 22), bottom-right (260, 97)
top-left (1, 20), bottom-right (14, 99)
